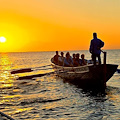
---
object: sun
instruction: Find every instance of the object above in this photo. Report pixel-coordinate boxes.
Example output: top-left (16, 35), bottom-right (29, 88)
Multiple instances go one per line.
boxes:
top-left (0, 37), bottom-right (6, 43)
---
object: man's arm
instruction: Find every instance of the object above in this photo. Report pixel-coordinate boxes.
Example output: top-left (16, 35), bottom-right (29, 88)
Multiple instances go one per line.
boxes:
top-left (99, 40), bottom-right (104, 48)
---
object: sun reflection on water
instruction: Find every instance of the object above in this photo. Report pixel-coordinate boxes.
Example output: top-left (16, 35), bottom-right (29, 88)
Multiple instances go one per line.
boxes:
top-left (0, 53), bottom-right (14, 89)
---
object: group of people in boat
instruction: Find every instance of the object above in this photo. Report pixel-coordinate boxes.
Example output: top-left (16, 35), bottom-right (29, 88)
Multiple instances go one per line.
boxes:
top-left (52, 33), bottom-right (104, 67)
top-left (52, 51), bottom-right (87, 67)
top-left (52, 32), bottom-right (104, 67)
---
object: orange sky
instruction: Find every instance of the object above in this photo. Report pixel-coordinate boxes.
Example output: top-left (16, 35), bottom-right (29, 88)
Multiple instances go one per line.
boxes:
top-left (0, 0), bottom-right (120, 52)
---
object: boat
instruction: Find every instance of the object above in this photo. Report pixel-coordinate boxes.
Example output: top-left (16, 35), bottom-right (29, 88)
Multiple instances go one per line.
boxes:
top-left (51, 53), bottom-right (118, 91)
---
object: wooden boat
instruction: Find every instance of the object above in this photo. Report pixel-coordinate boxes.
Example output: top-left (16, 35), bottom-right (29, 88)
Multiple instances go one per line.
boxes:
top-left (51, 63), bottom-right (118, 90)
top-left (51, 54), bottom-right (118, 91)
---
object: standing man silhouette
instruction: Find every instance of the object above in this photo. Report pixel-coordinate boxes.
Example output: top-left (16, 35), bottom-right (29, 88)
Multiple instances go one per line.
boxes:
top-left (89, 33), bottom-right (104, 65)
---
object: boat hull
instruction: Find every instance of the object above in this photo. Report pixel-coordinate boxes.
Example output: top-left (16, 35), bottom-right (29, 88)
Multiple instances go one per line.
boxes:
top-left (52, 64), bottom-right (118, 90)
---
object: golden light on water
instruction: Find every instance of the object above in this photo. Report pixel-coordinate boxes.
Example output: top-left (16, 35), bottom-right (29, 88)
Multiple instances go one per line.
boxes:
top-left (0, 53), bottom-right (13, 89)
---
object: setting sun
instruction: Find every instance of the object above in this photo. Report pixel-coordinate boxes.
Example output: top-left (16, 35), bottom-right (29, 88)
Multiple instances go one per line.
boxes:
top-left (0, 37), bottom-right (6, 43)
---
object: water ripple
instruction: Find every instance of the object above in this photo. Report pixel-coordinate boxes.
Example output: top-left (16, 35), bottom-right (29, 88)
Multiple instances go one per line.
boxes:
top-left (20, 97), bottom-right (66, 105)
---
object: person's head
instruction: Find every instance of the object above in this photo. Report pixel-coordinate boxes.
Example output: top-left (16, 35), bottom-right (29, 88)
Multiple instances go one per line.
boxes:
top-left (72, 53), bottom-right (76, 58)
top-left (66, 52), bottom-right (70, 58)
top-left (81, 54), bottom-right (85, 59)
top-left (93, 32), bottom-right (97, 39)
top-left (61, 52), bottom-right (64, 57)
top-left (76, 53), bottom-right (80, 59)
top-left (56, 51), bottom-right (58, 55)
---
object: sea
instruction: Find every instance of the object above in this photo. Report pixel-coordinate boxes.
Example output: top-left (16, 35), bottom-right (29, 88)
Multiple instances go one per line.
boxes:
top-left (0, 50), bottom-right (120, 120)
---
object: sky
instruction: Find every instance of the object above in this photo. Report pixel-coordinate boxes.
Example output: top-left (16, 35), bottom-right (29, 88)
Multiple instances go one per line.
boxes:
top-left (0, 0), bottom-right (120, 52)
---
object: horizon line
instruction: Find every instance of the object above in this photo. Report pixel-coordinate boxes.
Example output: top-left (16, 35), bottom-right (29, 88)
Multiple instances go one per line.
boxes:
top-left (0, 48), bottom-right (120, 53)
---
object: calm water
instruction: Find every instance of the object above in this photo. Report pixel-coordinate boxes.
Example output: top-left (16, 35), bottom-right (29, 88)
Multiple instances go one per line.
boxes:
top-left (0, 50), bottom-right (120, 120)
